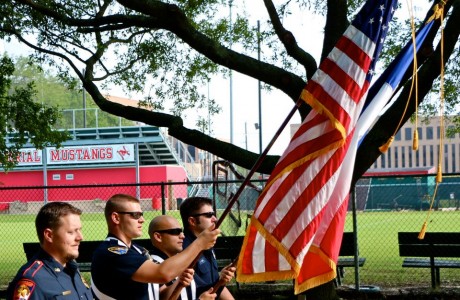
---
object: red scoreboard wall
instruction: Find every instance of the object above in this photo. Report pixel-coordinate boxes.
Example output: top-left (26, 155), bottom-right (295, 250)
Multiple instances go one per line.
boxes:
top-left (0, 165), bottom-right (187, 203)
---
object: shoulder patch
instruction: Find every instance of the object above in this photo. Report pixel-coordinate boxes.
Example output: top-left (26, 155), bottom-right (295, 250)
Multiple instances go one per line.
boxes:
top-left (13, 278), bottom-right (36, 300)
top-left (107, 246), bottom-right (128, 255)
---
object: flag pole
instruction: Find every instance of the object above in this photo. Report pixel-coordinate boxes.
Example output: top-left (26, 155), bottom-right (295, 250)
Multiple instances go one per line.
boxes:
top-left (215, 97), bottom-right (303, 228)
top-left (167, 98), bottom-right (304, 300)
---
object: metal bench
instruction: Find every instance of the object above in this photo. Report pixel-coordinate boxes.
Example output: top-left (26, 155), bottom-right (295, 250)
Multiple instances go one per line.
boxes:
top-left (23, 237), bottom-right (241, 272)
top-left (212, 233), bottom-right (366, 287)
top-left (335, 232), bottom-right (366, 285)
top-left (23, 239), bottom-right (153, 272)
top-left (398, 232), bottom-right (460, 288)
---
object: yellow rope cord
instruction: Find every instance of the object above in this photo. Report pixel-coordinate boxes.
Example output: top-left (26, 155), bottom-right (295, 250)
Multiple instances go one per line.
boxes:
top-left (379, 0), bottom-right (418, 153)
top-left (418, 1), bottom-right (446, 240)
top-left (410, 0), bottom-right (419, 151)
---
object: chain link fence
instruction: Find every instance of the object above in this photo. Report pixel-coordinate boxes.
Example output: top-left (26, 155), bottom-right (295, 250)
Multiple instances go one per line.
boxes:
top-left (1, 174), bottom-right (459, 292)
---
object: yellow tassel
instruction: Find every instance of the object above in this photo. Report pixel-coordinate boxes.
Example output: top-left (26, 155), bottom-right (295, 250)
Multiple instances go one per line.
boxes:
top-left (379, 136), bottom-right (394, 153)
top-left (412, 129), bottom-right (419, 150)
top-left (436, 168), bottom-right (442, 183)
top-left (418, 221), bottom-right (427, 240)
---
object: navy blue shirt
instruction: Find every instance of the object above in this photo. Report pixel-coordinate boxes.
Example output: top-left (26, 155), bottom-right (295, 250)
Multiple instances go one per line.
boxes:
top-left (91, 235), bottom-right (151, 300)
top-left (183, 231), bottom-right (220, 297)
top-left (6, 248), bottom-right (92, 300)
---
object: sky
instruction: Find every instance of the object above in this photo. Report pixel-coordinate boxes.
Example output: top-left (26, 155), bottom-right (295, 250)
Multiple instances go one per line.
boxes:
top-left (181, 1), bottom-right (430, 155)
top-left (0, 1), bottom-right (431, 156)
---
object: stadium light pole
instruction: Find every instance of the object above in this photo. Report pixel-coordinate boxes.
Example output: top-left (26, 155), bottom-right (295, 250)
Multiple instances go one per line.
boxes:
top-left (82, 68), bottom-right (87, 128)
top-left (257, 20), bottom-right (262, 154)
top-left (229, 0), bottom-right (234, 144)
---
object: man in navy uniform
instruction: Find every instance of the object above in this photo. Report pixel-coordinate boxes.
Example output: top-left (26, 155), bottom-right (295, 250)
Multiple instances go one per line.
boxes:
top-left (91, 194), bottom-right (220, 300)
top-left (7, 202), bottom-right (93, 300)
top-left (148, 215), bottom-right (217, 300)
top-left (180, 197), bottom-right (235, 300)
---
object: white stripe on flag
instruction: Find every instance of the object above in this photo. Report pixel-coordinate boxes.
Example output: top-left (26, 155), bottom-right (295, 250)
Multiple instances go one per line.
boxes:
top-left (327, 47), bottom-right (368, 86)
top-left (343, 25), bottom-right (376, 58)
top-left (263, 149), bottom-right (336, 235)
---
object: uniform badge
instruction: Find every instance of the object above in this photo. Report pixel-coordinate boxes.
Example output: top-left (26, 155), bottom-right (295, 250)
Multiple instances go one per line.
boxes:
top-left (14, 278), bottom-right (35, 300)
top-left (108, 246), bottom-right (128, 255)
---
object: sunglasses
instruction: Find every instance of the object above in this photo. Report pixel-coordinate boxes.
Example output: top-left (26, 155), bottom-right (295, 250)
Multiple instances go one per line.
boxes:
top-left (116, 211), bottom-right (144, 220)
top-left (155, 228), bottom-right (183, 236)
top-left (191, 211), bottom-right (216, 218)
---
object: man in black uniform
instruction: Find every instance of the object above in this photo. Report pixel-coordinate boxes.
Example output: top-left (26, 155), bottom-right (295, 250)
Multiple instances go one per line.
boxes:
top-left (180, 197), bottom-right (235, 300)
top-left (7, 202), bottom-right (93, 300)
top-left (91, 194), bottom-right (219, 300)
top-left (148, 215), bottom-right (217, 300)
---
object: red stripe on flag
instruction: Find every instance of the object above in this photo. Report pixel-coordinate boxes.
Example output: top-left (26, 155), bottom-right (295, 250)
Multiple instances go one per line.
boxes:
top-left (265, 129), bottom-right (343, 183)
top-left (319, 59), bottom-right (363, 103)
top-left (335, 36), bottom-right (371, 71)
top-left (291, 112), bottom-right (327, 140)
top-left (257, 135), bottom-right (342, 226)
top-left (270, 141), bottom-right (350, 252)
top-left (265, 239), bottom-right (280, 272)
top-left (306, 81), bottom-right (352, 130)
top-left (288, 142), bottom-right (351, 258)
top-left (241, 225), bottom-right (258, 274)
top-left (289, 210), bottom-right (323, 257)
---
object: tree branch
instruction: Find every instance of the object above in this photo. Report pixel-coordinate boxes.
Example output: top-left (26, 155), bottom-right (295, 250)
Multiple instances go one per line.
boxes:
top-left (115, 0), bottom-right (306, 104)
top-left (323, 0), bottom-right (348, 62)
top-left (263, 0), bottom-right (317, 79)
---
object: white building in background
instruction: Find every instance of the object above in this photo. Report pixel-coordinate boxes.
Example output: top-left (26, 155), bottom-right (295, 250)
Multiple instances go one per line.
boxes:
top-left (371, 117), bottom-right (459, 173)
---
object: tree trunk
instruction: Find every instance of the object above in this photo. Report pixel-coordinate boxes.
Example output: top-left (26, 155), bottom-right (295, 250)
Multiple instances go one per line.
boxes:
top-left (302, 280), bottom-right (338, 300)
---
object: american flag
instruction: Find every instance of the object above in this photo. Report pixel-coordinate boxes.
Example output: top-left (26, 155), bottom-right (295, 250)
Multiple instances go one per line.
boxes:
top-left (237, 0), bottom-right (399, 294)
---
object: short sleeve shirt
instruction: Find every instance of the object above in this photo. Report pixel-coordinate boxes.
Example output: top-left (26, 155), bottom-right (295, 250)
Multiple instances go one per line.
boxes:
top-left (91, 235), bottom-right (151, 300)
top-left (182, 232), bottom-right (219, 297)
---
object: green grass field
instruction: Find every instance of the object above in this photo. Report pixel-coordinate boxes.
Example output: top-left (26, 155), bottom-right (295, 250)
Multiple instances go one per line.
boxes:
top-left (1, 209), bottom-right (459, 289)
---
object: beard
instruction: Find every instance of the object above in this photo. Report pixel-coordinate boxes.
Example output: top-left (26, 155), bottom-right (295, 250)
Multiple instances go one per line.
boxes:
top-left (65, 250), bottom-right (79, 262)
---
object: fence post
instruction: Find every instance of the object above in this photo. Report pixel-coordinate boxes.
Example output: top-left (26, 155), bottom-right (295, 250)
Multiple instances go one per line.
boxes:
top-left (352, 188), bottom-right (360, 290)
top-left (161, 182), bottom-right (166, 215)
